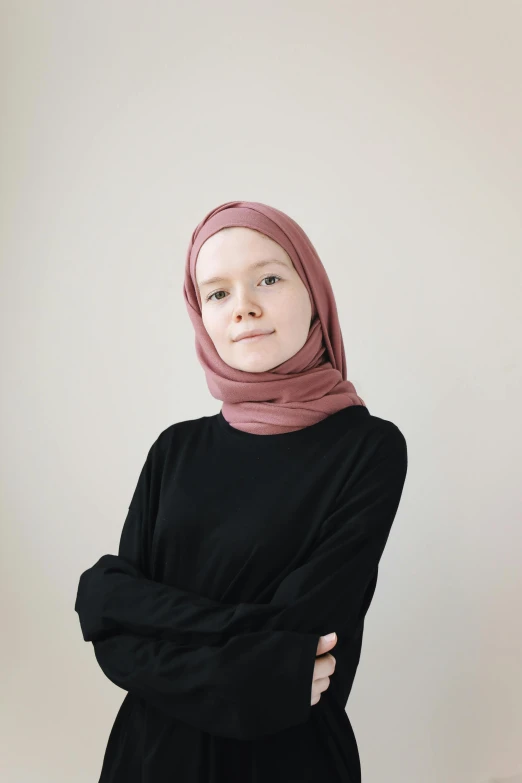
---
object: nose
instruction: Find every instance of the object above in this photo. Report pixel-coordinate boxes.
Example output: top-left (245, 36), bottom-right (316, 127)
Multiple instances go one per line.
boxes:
top-left (233, 297), bottom-right (261, 320)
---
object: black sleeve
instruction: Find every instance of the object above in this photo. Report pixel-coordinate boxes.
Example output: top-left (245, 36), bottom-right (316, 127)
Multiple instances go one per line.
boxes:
top-left (75, 424), bottom-right (407, 739)
top-left (92, 628), bottom-right (319, 740)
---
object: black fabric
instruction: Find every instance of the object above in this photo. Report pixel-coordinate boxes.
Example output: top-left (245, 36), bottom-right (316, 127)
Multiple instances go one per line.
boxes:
top-left (74, 404), bottom-right (408, 782)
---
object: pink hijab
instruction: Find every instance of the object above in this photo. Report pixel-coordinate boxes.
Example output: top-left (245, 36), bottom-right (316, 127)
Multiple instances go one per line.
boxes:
top-left (183, 200), bottom-right (366, 435)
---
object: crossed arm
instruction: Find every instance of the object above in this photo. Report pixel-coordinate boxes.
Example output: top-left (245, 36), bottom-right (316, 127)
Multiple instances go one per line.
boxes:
top-left (75, 424), bottom-right (407, 740)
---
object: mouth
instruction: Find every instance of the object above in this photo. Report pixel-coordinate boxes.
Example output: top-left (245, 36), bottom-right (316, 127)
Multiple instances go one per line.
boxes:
top-left (236, 332), bottom-right (274, 343)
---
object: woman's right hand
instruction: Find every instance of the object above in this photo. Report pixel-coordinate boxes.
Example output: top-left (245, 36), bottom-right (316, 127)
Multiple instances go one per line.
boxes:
top-left (311, 632), bottom-right (337, 706)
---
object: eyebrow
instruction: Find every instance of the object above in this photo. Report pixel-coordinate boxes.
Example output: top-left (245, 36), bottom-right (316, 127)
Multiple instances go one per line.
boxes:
top-left (197, 259), bottom-right (290, 289)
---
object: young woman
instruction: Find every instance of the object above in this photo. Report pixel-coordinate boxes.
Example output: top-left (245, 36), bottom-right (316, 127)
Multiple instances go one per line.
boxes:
top-left (75, 200), bottom-right (408, 782)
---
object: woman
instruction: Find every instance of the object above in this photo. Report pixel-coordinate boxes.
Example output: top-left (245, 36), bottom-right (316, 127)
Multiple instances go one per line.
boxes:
top-left (75, 200), bottom-right (408, 782)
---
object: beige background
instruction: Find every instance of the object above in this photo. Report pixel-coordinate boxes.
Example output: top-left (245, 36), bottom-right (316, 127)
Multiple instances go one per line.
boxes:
top-left (1, 2), bottom-right (521, 782)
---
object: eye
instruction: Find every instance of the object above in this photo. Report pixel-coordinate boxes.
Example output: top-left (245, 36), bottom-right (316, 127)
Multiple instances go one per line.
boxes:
top-left (205, 275), bottom-right (281, 303)
top-left (260, 275), bottom-right (281, 288)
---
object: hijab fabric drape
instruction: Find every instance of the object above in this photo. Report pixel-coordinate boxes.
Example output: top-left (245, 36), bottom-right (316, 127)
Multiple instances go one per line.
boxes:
top-left (183, 200), bottom-right (366, 434)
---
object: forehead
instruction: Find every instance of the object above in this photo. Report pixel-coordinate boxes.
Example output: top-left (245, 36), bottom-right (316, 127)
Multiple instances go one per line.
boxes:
top-left (195, 228), bottom-right (293, 287)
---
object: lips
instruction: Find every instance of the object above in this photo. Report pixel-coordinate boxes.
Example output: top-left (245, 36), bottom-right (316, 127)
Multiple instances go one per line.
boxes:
top-left (238, 333), bottom-right (270, 342)
top-left (234, 330), bottom-right (274, 342)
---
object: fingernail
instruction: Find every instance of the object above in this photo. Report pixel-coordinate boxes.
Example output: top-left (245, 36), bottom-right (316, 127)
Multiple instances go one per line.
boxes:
top-left (324, 632), bottom-right (336, 641)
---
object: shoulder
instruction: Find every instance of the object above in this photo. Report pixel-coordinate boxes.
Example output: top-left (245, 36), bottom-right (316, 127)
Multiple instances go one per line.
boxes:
top-left (349, 411), bottom-right (408, 485)
top-left (365, 413), bottom-right (407, 455)
top-left (144, 413), bottom-right (212, 462)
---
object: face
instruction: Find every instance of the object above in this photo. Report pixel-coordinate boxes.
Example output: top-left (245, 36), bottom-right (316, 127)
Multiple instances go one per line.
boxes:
top-left (195, 227), bottom-right (313, 373)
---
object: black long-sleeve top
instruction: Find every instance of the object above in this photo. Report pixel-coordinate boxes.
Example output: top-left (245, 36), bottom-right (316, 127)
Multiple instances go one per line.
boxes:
top-left (74, 404), bottom-right (408, 782)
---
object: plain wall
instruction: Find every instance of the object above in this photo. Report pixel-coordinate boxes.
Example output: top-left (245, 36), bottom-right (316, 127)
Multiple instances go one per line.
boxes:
top-left (1, 2), bottom-right (521, 782)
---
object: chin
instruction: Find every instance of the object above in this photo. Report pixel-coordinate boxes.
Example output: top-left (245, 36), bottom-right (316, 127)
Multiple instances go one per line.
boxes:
top-left (223, 354), bottom-right (284, 373)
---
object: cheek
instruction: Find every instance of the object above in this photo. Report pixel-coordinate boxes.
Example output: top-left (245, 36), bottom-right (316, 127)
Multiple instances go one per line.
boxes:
top-left (279, 291), bottom-right (311, 332)
top-left (201, 310), bottom-right (215, 338)
top-left (202, 309), bottom-right (227, 343)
